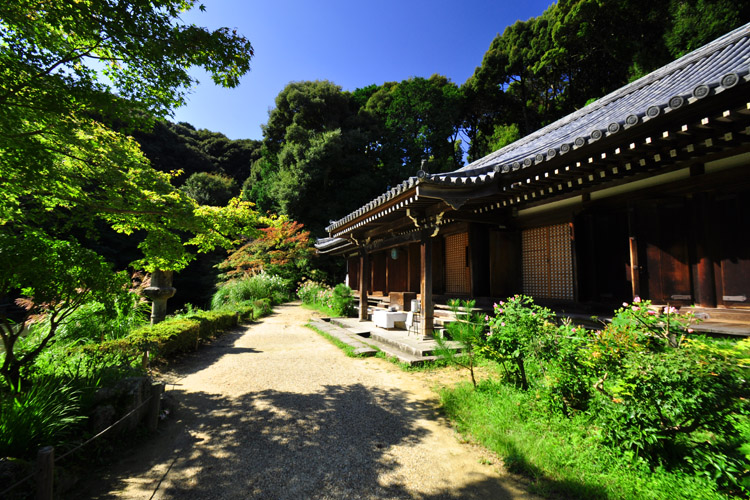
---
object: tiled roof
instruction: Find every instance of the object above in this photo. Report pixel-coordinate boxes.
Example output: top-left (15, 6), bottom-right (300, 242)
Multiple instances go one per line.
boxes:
top-left (326, 22), bottom-right (750, 234)
top-left (314, 236), bottom-right (352, 253)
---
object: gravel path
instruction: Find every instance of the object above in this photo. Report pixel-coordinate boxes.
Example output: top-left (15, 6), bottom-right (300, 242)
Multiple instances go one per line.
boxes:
top-left (82, 303), bottom-right (540, 500)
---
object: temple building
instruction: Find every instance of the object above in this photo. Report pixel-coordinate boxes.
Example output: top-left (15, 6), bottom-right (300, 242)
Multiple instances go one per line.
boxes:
top-left (317, 23), bottom-right (750, 336)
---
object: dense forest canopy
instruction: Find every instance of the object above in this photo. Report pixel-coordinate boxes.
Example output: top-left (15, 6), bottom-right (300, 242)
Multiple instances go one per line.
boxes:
top-left (139, 0), bottom-right (748, 236)
top-left (461, 0), bottom-right (750, 161)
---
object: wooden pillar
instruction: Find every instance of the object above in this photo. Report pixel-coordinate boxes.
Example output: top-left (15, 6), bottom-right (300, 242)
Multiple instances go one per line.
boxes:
top-left (420, 236), bottom-right (434, 336)
top-left (627, 208), bottom-right (642, 299)
top-left (408, 243), bottom-right (420, 293)
top-left (359, 250), bottom-right (369, 321)
top-left (385, 252), bottom-right (390, 295)
top-left (693, 193), bottom-right (717, 307)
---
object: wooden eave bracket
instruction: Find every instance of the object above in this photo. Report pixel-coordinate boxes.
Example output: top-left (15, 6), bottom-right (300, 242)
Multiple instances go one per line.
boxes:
top-left (406, 208), bottom-right (422, 228)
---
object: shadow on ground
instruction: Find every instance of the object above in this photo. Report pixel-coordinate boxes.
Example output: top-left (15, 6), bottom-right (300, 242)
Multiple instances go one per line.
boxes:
top-left (81, 381), bottom-right (526, 499)
top-left (153, 317), bottom-right (274, 382)
top-left (499, 440), bottom-right (610, 499)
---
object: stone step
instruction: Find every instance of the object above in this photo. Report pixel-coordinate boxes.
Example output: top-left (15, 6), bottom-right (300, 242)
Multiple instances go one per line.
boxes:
top-left (325, 317), bottom-right (462, 366)
top-left (359, 335), bottom-right (441, 367)
top-left (309, 319), bottom-right (377, 356)
top-left (368, 331), bottom-right (440, 357)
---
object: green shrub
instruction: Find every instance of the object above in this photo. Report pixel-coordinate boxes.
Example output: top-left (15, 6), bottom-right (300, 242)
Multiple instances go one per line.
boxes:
top-left (298, 281), bottom-right (353, 317)
top-left (331, 284), bottom-right (354, 317)
top-left (253, 298), bottom-right (273, 318)
top-left (483, 294), bottom-right (556, 389)
top-left (212, 272), bottom-right (290, 309)
top-left (298, 280), bottom-right (327, 304)
top-left (480, 294), bottom-right (750, 495)
top-left (31, 338), bottom-right (143, 386)
top-left (183, 310), bottom-right (239, 340)
top-left (28, 290), bottom-right (149, 348)
top-left (131, 318), bottom-right (201, 361)
top-left (0, 378), bottom-right (85, 458)
top-left (435, 299), bottom-right (486, 387)
top-left (589, 335), bottom-right (750, 491)
top-left (439, 379), bottom-right (729, 500)
top-left (231, 300), bottom-right (255, 322)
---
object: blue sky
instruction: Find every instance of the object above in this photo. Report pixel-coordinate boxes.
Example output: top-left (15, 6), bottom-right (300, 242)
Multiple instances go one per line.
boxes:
top-left (172, 0), bottom-right (556, 141)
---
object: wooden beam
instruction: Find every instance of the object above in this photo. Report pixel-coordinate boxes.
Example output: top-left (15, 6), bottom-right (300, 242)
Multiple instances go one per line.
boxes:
top-left (445, 211), bottom-right (509, 225)
top-left (363, 230), bottom-right (423, 253)
top-left (417, 183), bottom-right (499, 210)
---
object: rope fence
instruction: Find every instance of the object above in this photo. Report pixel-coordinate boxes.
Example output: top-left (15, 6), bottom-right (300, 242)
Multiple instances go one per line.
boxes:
top-left (0, 382), bottom-right (164, 499)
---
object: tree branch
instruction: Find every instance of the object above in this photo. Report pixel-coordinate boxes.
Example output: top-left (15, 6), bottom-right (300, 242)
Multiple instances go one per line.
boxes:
top-left (0, 36), bottom-right (112, 104)
top-left (0, 126), bottom-right (53, 139)
top-left (89, 206), bottom-right (170, 217)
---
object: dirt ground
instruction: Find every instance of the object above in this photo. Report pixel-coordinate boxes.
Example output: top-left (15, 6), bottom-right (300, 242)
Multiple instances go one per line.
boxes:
top-left (79, 303), bottom-right (541, 500)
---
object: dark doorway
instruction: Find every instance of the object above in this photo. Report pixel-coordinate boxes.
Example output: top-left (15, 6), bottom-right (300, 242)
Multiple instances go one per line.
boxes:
top-left (636, 200), bottom-right (693, 305)
top-left (713, 191), bottom-right (750, 308)
top-left (575, 210), bottom-right (631, 307)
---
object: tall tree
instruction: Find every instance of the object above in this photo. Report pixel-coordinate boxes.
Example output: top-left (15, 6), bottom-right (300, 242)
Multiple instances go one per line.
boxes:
top-left (364, 75), bottom-right (463, 177)
top-left (665, 0), bottom-right (750, 57)
top-left (248, 80), bottom-right (381, 234)
top-left (463, 0), bottom-right (750, 161)
top-left (133, 121), bottom-right (262, 186)
top-left (0, 0), bottom-right (259, 387)
top-left (181, 172), bottom-right (239, 206)
top-left (217, 216), bottom-right (316, 285)
top-left (0, 0), bottom-right (257, 269)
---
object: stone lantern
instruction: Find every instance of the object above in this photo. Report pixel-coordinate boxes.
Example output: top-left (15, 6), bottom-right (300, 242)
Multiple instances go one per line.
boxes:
top-left (143, 270), bottom-right (176, 325)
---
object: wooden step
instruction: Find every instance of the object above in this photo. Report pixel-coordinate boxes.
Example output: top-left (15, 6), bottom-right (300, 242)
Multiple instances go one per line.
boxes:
top-left (683, 307), bottom-right (750, 322)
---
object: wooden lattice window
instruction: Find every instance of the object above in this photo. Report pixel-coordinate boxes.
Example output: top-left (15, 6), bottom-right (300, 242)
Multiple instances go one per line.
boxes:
top-left (445, 232), bottom-right (470, 294)
top-left (522, 224), bottom-right (574, 300)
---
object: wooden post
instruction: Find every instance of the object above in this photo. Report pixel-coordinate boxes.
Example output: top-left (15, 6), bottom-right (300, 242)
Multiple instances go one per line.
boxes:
top-left (385, 251), bottom-right (390, 296)
top-left (420, 235), bottom-right (434, 336)
top-left (146, 383), bottom-right (164, 432)
top-left (36, 446), bottom-right (54, 500)
top-left (627, 208), bottom-right (641, 299)
top-left (359, 250), bottom-right (369, 321)
top-left (693, 193), bottom-right (717, 307)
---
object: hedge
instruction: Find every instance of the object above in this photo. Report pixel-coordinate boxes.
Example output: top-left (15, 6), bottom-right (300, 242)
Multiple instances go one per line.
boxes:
top-left (183, 309), bottom-right (240, 340)
top-left (253, 298), bottom-right (273, 318)
top-left (131, 318), bottom-right (201, 360)
top-left (229, 300), bottom-right (255, 322)
top-left (64, 301), bottom-right (266, 370)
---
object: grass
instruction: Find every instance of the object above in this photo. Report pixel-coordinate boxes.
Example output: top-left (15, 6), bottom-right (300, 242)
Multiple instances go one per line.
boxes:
top-left (439, 378), bottom-right (730, 500)
top-left (300, 302), bottom-right (343, 318)
top-left (0, 378), bottom-right (86, 459)
top-left (373, 350), bottom-right (454, 371)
